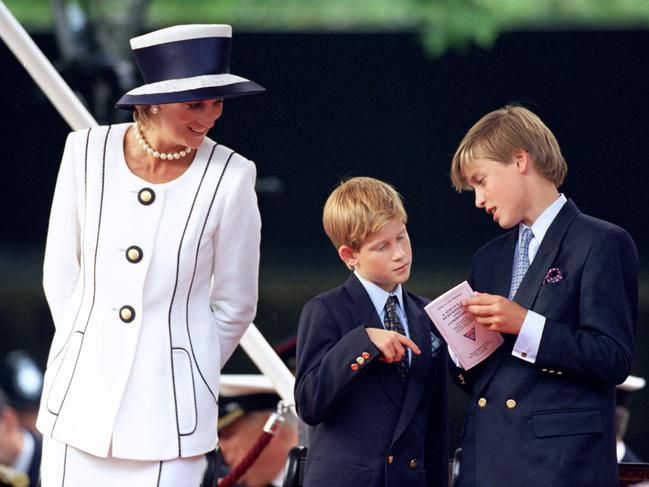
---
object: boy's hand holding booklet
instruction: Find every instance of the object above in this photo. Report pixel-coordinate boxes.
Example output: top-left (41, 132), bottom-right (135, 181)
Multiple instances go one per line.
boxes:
top-left (425, 281), bottom-right (504, 370)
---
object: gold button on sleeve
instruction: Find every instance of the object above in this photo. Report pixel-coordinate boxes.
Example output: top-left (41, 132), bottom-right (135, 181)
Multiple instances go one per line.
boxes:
top-left (356, 357), bottom-right (365, 365)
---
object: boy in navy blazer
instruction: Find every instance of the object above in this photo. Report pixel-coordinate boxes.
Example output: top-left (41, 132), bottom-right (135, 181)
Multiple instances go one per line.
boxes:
top-left (449, 105), bottom-right (638, 487)
top-left (294, 177), bottom-right (448, 487)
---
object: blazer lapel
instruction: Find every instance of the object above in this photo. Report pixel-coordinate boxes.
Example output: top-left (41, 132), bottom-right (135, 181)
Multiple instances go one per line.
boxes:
top-left (343, 274), bottom-right (404, 409)
top-left (391, 291), bottom-right (432, 442)
top-left (513, 200), bottom-right (581, 310)
top-left (493, 230), bottom-right (518, 298)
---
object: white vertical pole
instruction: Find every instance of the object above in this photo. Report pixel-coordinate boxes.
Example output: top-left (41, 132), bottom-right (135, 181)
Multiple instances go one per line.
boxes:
top-left (240, 324), bottom-right (295, 405)
top-left (0, 0), bottom-right (97, 129)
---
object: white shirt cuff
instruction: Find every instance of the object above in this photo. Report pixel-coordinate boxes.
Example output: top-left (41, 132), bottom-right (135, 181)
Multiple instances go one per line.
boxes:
top-left (512, 310), bottom-right (546, 363)
top-left (448, 347), bottom-right (462, 368)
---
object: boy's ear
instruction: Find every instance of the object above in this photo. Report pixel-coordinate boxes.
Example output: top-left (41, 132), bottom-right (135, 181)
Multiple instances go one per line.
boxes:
top-left (511, 149), bottom-right (530, 174)
top-left (338, 245), bottom-right (357, 270)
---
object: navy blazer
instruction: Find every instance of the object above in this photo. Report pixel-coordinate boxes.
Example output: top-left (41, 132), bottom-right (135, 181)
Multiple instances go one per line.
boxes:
top-left (295, 274), bottom-right (448, 487)
top-left (453, 200), bottom-right (638, 487)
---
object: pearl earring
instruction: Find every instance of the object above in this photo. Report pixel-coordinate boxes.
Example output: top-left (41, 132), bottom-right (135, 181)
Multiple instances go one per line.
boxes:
top-left (150, 105), bottom-right (159, 115)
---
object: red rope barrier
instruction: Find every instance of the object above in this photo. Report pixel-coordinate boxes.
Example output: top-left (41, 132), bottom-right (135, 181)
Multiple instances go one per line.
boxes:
top-left (217, 431), bottom-right (274, 487)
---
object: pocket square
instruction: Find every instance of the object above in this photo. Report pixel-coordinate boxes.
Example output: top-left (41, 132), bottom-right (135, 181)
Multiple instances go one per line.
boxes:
top-left (430, 332), bottom-right (443, 357)
top-left (543, 267), bottom-right (564, 285)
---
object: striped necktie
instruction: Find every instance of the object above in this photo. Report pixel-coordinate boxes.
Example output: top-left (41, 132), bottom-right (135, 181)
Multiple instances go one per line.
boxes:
top-left (509, 227), bottom-right (534, 299)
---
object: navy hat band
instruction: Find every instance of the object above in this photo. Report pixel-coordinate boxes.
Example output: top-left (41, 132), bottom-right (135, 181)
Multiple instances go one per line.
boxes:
top-left (134, 37), bottom-right (232, 84)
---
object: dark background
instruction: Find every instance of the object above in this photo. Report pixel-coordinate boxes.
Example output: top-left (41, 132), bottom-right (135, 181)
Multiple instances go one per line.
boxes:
top-left (1, 29), bottom-right (648, 458)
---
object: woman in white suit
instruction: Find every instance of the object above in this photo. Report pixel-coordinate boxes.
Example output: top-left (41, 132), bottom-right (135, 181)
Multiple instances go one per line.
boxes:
top-left (37, 24), bottom-right (264, 486)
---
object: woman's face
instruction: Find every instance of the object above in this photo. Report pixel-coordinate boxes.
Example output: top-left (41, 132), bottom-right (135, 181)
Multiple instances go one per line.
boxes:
top-left (152, 99), bottom-right (224, 149)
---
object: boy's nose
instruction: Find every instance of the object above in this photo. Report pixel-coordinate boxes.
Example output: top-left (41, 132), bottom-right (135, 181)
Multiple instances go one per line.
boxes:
top-left (474, 190), bottom-right (485, 209)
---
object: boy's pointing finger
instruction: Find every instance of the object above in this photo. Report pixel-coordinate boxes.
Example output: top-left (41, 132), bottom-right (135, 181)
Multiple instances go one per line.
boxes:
top-left (397, 334), bottom-right (421, 355)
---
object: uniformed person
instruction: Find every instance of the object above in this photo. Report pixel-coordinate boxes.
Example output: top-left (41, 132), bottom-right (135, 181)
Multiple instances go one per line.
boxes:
top-left (218, 390), bottom-right (299, 487)
top-left (0, 388), bottom-right (39, 487)
top-left (616, 375), bottom-right (645, 463)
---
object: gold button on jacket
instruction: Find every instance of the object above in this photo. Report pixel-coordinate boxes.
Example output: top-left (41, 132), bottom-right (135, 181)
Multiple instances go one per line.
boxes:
top-left (506, 399), bottom-right (517, 409)
top-left (137, 188), bottom-right (155, 205)
top-left (387, 455), bottom-right (394, 464)
top-left (126, 245), bottom-right (143, 263)
top-left (119, 305), bottom-right (135, 323)
top-left (478, 397), bottom-right (487, 408)
top-left (409, 459), bottom-right (417, 469)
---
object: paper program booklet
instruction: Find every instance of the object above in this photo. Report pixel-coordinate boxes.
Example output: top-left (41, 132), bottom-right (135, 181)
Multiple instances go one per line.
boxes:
top-left (425, 281), bottom-right (504, 370)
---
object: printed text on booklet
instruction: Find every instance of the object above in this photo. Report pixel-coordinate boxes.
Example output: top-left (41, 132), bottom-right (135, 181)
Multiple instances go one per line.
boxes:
top-left (425, 281), bottom-right (504, 369)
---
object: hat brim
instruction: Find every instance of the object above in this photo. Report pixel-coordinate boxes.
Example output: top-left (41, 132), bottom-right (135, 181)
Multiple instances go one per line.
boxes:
top-left (116, 80), bottom-right (265, 109)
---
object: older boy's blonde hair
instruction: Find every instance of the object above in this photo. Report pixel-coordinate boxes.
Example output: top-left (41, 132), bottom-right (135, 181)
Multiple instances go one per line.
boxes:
top-left (450, 105), bottom-right (567, 191)
top-left (323, 177), bottom-right (407, 250)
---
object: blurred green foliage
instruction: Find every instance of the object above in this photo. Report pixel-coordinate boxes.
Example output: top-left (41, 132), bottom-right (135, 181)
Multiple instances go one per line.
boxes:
top-left (4, 0), bottom-right (649, 55)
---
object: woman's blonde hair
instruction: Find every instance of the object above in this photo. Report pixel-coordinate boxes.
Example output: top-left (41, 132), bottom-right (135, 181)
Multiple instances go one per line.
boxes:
top-left (450, 104), bottom-right (567, 191)
top-left (132, 105), bottom-right (155, 125)
top-left (323, 177), bottom-right (407, 250)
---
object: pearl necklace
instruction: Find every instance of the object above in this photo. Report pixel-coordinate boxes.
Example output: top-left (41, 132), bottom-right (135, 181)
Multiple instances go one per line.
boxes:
top-left (133, 121), bottom-right (192, 160)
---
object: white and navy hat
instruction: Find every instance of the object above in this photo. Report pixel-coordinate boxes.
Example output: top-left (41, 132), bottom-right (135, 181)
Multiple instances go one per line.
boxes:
top-left (116, 24), bottom-right (264, 109)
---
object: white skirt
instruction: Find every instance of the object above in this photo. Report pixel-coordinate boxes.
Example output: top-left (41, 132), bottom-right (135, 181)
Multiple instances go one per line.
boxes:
top-left (41, 437), bottom-right (207, 487)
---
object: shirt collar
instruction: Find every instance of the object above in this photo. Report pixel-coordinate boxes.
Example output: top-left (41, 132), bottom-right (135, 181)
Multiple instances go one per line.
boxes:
top-left (354, 271), bottom-right (404, 316)
top-left (519, 193), bottom-right (567, 244)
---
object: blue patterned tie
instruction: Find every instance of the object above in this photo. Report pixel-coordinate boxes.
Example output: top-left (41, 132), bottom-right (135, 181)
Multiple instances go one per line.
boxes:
top-left (384, 295), bottom-right (409, 381)
top-left (509, 228), bottom-right (534, 299)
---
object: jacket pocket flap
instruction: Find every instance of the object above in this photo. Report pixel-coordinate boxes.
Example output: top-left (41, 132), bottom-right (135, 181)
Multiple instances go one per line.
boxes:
top-left (533, 409), bottom-right (603, 438)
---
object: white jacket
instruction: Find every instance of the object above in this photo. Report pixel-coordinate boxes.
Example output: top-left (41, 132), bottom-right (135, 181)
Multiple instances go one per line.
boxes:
top-left (36, 123), bottom-right (261, 460)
